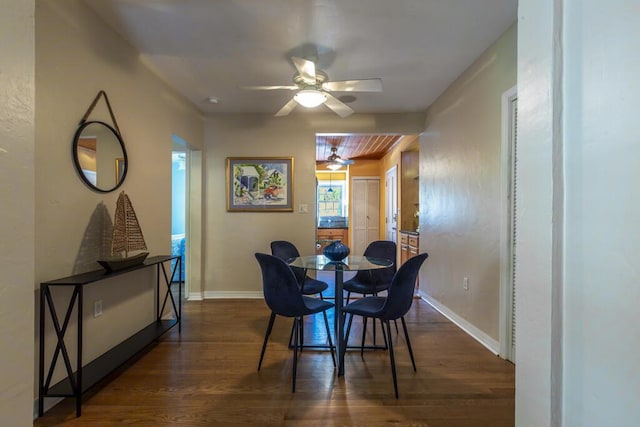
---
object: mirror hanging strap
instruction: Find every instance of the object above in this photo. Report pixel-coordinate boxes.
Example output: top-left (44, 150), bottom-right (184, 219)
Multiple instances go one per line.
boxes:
top-left (80, 90), bottom-right (121, 135)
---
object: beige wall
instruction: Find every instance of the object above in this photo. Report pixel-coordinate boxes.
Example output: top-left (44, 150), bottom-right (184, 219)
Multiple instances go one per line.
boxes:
top-left (349, 159), bottom-right (380, 178)
top-left (35, 0), bottom-right (203, 396)
top-left (203, 113), bottom-right (424, 297)
top-left (0, 1), bottom-right (35, 424)
top-left (418, 24), bottom-right (516, 342)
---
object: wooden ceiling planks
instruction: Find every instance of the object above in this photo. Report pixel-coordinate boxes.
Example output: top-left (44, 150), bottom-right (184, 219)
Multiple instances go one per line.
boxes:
top-left (316, 134), bottom-right (404, 163)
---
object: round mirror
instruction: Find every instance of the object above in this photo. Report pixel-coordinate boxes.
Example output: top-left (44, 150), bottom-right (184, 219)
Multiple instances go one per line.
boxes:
top-left (72, 121), bottom-right (128, 192)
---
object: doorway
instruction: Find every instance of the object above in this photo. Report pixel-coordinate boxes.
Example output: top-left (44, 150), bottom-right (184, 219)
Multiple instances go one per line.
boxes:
top-left (385, 165), bottom-right (398, 243)
top-left (171, 150), bottom-right (187, 285)
top-left (170, 134), bottom-right (203, 300)
top-left (351, 177), bottom-right (380, 255)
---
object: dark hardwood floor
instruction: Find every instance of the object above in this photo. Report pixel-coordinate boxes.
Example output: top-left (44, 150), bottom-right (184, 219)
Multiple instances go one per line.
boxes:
top-left (35, 297), bottom-right (515, 426)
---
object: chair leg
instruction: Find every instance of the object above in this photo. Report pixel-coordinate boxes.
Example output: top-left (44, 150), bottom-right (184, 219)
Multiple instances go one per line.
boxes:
top-left (258, 311), bottom-right (276, 371)
top-left (401, 316), bottom-right (417, 372)
top-left (360, 317), bottom-right (368, 358)
top-left (380, 318), bottom-right (389, 349)
top-left (345, 312), bottom-right (354, 348)
top-left (288, 315), bottom-right (304, 350)
top-left (322, 310), bottom-right (336, 367)
top-left (288, 319), bottom-right (295, 348)
top-left (342, 313), bottom-right (353, 363)
top-left (372, 318), bottom-right (377, 346)
top-left (299, 315), bottom-right (304, 351)
top-left (372, 318), bottom-right (392, 347)
top-left (394, 319), bottom-right (399, 333)
top-left (385, 320), bottom-right (399, 399)
top-left (372, 294), bottom-right (378, 346)
top-left (292, 316), bottom-right (300, 393)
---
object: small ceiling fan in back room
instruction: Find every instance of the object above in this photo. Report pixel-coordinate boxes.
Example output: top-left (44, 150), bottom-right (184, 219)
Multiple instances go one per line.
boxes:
top-left (317, 146), bottom-right (355, 170)
top-left (241, 56), bottom-right (383, 118)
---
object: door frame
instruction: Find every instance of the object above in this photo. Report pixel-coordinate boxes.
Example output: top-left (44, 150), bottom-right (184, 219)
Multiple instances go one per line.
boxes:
top-left (499, 85), bottom-right (517, 361)
top-left (385, 165), bottom-right (398, 243)
top-left (172, 134), bottom-right (204, 301)
top-left (185, 148), bottom-right (204, 300)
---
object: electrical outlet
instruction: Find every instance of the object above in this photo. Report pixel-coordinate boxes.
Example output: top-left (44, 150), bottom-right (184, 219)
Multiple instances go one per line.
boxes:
top-left (463, 277), bottom-right (469, 291)
top-left (94, 300), bottom-right (103, 318)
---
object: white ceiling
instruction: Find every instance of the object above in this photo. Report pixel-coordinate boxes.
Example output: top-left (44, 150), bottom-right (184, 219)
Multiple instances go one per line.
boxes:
top-left (85, 0), bottom-right (517, 116)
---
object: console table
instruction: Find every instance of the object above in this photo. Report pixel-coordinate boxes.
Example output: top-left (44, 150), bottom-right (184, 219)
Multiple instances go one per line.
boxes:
top-left (38, 255), bottom-right (182, 417)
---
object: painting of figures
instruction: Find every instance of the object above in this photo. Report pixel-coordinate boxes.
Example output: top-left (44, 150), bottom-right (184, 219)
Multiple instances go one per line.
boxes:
top-left (226, 157), bottom-right (294, 211)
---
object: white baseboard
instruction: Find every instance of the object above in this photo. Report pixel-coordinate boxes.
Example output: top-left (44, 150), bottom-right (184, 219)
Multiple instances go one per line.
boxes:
top-left (187, 293), bottom-right (204, 301)
top-left (203, 291), bottom-right (263, 299)
top-left (419, 292), bottom-right (500, 355)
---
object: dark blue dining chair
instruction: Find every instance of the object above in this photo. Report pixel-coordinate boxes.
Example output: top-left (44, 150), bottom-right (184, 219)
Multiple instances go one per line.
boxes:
top-left (343, 240), bottom-right (397, 301)
top-left (271, 240), bottom-right (331, 348)
top-left (343, 240), bottom-right (397, 353)
top-left (342, 252), bottom-right (428, 398)
top-left (255, 253), bottom-right (336, 392)
top-left (270, 240), bottom-right (329, 297)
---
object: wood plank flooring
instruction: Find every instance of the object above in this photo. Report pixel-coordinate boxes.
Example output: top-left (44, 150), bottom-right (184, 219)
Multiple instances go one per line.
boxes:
top-left (35, 298), bottom-right (515, 426)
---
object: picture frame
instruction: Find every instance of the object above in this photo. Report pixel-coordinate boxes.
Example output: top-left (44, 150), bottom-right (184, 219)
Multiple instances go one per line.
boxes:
top-left (115, 157), bottom-right (125, 184)
top-left (226, 157), bottom-right (294, 212)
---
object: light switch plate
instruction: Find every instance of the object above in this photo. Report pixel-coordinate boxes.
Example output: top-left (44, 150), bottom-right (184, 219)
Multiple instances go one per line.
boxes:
top-left (298, 204), bottom-right (308, 213)
top-left (94, 300), bottom-right (103, 317)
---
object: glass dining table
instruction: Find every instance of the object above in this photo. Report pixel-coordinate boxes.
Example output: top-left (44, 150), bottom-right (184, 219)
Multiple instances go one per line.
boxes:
top-left (287, 255), bottom-right (394, 376)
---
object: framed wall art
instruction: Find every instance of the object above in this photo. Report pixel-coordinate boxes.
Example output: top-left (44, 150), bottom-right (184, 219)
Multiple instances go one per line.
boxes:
top-left (226, 157), bottom-right (294, 212)
top-left (115, 157), bottom-right (125, 184)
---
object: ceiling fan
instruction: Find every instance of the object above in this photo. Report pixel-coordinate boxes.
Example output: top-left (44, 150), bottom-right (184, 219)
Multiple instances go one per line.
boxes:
top-left (241, 56), bottom-right (382, 118)
top-left (318, 147), bottom-right (355, 170)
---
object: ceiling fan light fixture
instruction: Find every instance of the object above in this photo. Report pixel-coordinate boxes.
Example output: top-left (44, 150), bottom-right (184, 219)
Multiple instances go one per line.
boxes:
top-left (294, 89), bottom-right (327, 108)
top-left (326, 162), bottom-right (343, 171)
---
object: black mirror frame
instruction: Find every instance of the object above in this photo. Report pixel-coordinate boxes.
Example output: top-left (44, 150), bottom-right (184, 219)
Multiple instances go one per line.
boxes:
top-left (72, 120), bottom-right (128, 193)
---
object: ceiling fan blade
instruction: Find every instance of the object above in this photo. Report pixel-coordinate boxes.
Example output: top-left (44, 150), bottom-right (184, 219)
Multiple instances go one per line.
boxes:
top-left (291, 56), bottom-right (316, 85)
top-left (240, 85), bottom-right (299, 90)
top-left (324, 93), bottom-right (354, 118)
top-left (322, 78), bottom-right (383, 92)
top-left (274, 98), bottom-right (298, 117)
top-left (320, 149), bottom-right (355, 164)
top-left (318, 157), bottom-right (354, 165)
top-left (334, 157), bottom-right (355, 165)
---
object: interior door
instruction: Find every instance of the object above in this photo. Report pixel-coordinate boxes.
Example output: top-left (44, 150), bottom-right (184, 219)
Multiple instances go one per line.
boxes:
top-left (351, 178), bottom-right (380, 255)
top-left (385, 166), bottom-right (398, 243)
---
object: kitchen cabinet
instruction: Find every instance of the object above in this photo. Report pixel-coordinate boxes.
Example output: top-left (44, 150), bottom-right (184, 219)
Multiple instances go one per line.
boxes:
top-left (316, 228), bottom-right (348, 254)
top-left (400, 231), bottom-right (419, 266)
top-left (400, 231), bottom-right (420, 289)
